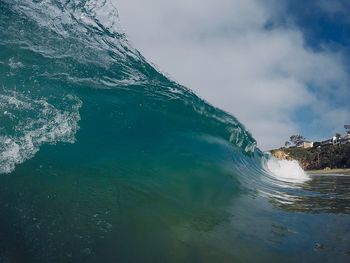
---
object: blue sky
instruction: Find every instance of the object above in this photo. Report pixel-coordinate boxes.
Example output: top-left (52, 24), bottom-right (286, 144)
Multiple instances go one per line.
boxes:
top-left (281, 0), bottom-right (350, 141)
top-left (285, 0), bottom-right (350, 49)
top-left (115, 0), bottom-right (350, 149)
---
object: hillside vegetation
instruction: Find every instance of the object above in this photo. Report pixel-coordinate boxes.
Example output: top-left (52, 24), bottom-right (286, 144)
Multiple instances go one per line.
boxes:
top-left (271, 144), bottom-right (350, 170)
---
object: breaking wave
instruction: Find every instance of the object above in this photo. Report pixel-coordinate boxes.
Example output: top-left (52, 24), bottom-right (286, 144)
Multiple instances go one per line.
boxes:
top-left (1, 1), bottom-right (349, 262)
top-left (266, 157), bottom-right (310, 184)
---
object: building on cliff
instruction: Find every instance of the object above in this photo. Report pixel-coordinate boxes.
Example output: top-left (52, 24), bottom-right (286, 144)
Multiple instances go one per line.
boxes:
top-left (296, 140), bottom-right (313, 149)
top-left (340, 133), bottom-right (350, 144)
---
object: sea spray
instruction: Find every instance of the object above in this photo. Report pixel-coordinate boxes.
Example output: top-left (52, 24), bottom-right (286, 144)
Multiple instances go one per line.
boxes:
top-left (266, 157), bottom-right (310, 184)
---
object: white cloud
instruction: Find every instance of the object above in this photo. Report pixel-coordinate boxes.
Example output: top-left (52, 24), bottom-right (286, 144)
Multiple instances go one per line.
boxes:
top-left (114, 0), bottom-right (349, 150)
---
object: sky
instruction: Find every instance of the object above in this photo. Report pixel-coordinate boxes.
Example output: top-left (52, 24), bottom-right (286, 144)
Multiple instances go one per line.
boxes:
top-left (114, 0), bottom-right (350, 150)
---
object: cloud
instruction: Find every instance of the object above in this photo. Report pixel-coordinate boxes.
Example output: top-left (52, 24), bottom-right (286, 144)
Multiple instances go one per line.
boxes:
top-left (115, 0), bottom-right (350, 150)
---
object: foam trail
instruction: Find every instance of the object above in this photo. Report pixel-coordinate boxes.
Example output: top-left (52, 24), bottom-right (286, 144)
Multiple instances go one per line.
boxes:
top-left (0, 91), bottom-right (82, 174)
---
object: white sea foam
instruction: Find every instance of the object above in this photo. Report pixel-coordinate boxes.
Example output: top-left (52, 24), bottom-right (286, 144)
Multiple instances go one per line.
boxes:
top-left (266, 157), bottom-right (310, 184)
top-left (0, 91), bottom-right (82, 174)
top-left (8, 57), bottom-right (24, 69)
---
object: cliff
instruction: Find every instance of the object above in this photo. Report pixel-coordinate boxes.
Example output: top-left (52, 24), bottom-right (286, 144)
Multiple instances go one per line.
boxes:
top-left (270, 144), bottom-right (350, 170)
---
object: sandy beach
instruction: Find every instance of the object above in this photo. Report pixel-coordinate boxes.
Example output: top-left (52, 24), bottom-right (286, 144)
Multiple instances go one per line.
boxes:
top-left (307, 168), bottom-right (350, 175)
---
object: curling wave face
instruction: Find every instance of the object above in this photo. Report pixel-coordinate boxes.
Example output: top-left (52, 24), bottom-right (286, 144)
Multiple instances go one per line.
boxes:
top-left (0, 0), bottom-right (257, 175)
top-left (0, 1), bottom-right (350, 262)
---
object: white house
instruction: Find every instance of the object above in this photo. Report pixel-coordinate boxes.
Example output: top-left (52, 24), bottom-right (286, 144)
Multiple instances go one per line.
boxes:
top-left (297, 141), bottom-right (313, 149)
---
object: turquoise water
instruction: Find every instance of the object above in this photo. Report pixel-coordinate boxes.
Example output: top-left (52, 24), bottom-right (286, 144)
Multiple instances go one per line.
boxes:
top-left (0, 1), bottom-right (349, 262)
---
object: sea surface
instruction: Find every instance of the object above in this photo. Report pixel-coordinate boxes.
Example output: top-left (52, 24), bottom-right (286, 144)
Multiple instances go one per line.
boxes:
top-left (0, 1), bottom-right (349, 262)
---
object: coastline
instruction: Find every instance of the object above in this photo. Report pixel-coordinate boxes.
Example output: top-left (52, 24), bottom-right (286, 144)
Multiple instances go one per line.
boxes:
top-left (270, 145), bottom-right (350, 173)
top-left (306, 168), bottom-right (350, 175)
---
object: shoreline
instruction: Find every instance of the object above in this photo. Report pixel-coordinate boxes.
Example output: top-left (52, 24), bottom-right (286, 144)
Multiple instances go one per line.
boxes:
top-left (306, 168), bottom-right (350, 175)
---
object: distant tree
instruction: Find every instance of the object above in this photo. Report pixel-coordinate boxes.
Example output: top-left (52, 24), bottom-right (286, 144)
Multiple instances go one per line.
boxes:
top-left (284, 141), bottom-right (291, 147)
top-left (289, 135), bottom-right (305, 146)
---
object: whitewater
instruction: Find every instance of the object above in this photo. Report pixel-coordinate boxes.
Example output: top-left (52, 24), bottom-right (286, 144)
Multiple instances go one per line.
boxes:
top-left (0, 1), bottom-right (349, 262)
